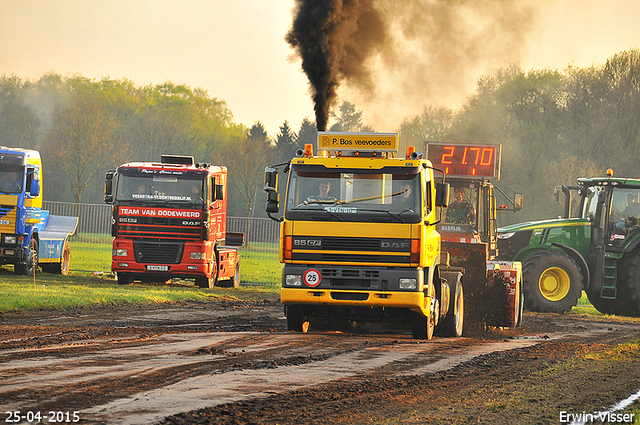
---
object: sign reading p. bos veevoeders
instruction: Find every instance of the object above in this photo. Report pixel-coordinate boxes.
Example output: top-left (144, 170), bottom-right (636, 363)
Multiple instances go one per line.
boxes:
top-left (318, 132), bottom-right (398, 152)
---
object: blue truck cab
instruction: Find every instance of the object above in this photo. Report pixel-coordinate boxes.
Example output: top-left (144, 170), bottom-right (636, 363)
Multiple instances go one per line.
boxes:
top-left (0, 147), bottom-right (78, 275)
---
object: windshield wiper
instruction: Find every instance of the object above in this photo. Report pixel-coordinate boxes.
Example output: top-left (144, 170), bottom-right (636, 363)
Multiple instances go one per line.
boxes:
top-left (295, 207), bottom-right (344, 221)
top-left (355, 208), bottom-right (408, 223)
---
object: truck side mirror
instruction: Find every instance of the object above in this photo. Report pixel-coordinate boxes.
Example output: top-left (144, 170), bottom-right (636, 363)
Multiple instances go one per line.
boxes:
top-left (264, 167), bottom-right (278, 192)
top-left (214, 184), bottom-right (225, 200)
top-left (435, 182), bottom-right (450, 208)
top-left (29, 179), bottom-right (40, 197)
top-left (104, 170), bottom-right (115, 204)
top-left (26, 169), bottom-right (40, 197)
top-left (266, 191), bottom-right (280, 213)
top-left (514, 193), bottom-right (523, 210)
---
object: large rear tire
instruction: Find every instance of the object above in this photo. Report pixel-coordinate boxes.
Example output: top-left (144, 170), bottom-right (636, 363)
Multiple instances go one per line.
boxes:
top-left (522, 250), bottom-right (582, 313)
top-left (585, 289), bottom-right (636, 316)
top-left (617, 254), bottom-right (640, 316)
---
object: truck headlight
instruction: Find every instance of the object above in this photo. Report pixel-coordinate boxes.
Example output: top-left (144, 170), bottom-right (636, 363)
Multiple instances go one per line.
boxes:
top-left (285, 274), bottom-right (303, 286)
top-left (3, 235), bottom-right (17, 245)
top-left (497, 232), bottom-right (515, 239)
top-left (113, 249), bottom-right (128, 256)
top-left (399, 278), bottom-right (417, 289)
top-left (190, 252), bottom-right (205, 259)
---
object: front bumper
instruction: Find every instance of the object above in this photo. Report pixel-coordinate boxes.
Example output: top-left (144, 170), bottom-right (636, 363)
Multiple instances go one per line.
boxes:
top-left (280, 264), bottom-right (431, 316)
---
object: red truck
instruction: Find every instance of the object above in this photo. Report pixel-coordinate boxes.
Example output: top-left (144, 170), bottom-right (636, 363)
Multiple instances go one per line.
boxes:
top-left (104, 155), bottom-right (244, 288)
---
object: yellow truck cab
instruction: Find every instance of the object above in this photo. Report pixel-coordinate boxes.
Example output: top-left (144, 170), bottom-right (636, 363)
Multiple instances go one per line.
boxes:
top-left (0, 147), bottom-right (78, 275)
top-left (264, 132), bottom-right (463, 339)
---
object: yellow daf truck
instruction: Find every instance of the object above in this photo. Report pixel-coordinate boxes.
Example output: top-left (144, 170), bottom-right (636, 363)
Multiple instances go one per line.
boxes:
top-left (264, 132), bottom-right (463, 339)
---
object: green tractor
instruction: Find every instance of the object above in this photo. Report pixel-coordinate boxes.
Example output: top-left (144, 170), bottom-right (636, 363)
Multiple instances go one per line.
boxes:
top-left (496, 170), bottom-right (640, 316)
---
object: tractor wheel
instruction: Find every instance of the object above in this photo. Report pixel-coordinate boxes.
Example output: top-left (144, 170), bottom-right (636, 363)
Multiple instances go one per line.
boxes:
top-left (286, 305), bottom-right (310, 332)
top-left (522, 250), bottom-right (582, 313)
top-left (412, 282), bottom-right (436, 339)
top-left (436, 278), bottom-right (464, 337)
top-left (585, 289), bottom-right (636, 316)
top-left (617, 254), bottom-right (640, 316)
top-left (15, 238), bottom-right (38, 276)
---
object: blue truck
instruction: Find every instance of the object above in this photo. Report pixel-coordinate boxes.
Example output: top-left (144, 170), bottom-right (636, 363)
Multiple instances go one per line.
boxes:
top-left (0, 147), bottom-right (78, 275)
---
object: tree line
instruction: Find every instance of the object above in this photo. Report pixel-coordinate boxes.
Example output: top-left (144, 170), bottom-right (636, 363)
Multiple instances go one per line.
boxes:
top-left (400, 49), bottom-right (640, 223)
top-left (1, 48), bottom-right (639, 222)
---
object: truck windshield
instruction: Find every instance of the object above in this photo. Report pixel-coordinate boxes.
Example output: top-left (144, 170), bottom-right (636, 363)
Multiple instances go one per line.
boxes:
top-left (285, 169), bottom-right (422, 223)
top-left (0, 166), bottom-right (25, 194)
top-left (115, 175), bottom-right (204, 204)
top-left (608, 186), bottom-right (640, 247)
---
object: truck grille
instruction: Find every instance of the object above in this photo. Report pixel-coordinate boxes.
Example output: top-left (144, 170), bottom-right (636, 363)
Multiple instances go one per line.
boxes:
top-left (322, 237), bottom-right (381, 251)
top-left (322, 269), bottom-right (381, 278)
top-left (133, 241), bottom-right (184, 264)
top-left (291, 236), bottom-right (411, 264)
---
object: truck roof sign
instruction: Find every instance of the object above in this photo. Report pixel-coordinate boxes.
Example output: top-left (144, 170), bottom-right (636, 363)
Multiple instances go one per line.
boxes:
top-left (318, 132), bottom-right (398, 153)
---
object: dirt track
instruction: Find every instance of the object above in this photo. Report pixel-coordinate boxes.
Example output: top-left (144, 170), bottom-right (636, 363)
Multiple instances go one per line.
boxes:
top-left (2, 293), bottom-right (640, 424)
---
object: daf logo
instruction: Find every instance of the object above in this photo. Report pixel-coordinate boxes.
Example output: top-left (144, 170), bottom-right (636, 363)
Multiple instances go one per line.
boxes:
top-left (381, 241), bottom-right (410, 249)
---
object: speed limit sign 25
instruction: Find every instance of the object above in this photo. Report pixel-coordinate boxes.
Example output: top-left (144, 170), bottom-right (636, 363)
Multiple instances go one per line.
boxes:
top-left (303, 269), bottom-right (321, 287)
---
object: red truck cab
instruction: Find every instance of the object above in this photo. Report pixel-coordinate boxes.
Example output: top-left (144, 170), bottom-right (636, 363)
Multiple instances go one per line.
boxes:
top-left (105, 155), bottom-right (243, 288)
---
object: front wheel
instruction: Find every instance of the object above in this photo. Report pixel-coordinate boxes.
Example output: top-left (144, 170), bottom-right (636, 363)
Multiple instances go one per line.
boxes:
top-left (216, 260), bottom-right (240, 288)
top-left (195, 275), bottom-right (218, 289)
top-left (286, 305), bottom-right (310, 332)
top-left (15, 238), bottom-right (38, 276)
top-left (412, 282), bottom-right (436, 339)
top-left (522, 250), bottom-right (583, 313)
top-left (117, 272), bottom-right (130, 285)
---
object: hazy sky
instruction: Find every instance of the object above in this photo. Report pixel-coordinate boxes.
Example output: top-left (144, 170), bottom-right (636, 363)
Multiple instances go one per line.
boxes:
top-left (1, 0), bottom-right (639, 137)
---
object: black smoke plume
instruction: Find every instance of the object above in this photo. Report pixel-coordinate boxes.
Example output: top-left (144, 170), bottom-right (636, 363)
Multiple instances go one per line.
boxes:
top-left (286, 0), bottom-right (385, 131)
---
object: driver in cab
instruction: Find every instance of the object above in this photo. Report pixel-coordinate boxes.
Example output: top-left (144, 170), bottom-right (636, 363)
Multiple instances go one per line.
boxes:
top-left (446, 187), bottom-right (475, 225)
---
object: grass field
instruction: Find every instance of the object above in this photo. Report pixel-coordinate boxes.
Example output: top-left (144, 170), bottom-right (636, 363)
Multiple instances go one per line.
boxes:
top-left (67, 239), bottom-right (281, 285)
top-left (0, 272), bottom-right (279, 313)
top-left (0, 237), bottom-right (281, 313)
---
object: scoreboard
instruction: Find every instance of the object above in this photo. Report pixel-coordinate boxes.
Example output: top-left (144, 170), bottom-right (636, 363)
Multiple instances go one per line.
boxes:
top-left (426, 143), bottom-right (501, 180)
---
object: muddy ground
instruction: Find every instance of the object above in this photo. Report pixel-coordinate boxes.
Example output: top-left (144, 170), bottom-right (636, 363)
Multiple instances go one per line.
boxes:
top-left (2, 291), bottom-right (640, 424)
